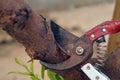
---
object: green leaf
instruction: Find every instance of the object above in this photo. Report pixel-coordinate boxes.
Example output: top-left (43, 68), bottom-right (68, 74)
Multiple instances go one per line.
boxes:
top-left (47, 70), bottom-right (57, 80)
top-left (35, 74), bottom-right (39, 80)
top-left (15, 58), bottom-right (21, 65)
top-left (31, 76), bottom-right (36, 80)
top-left (41, 65), bottom-right (45, 79)
top-left (30, 74), bottom-right (39, 80)
top-left (15, 58), bottom-right (30, 72)
top-left (30, 77), bottom-right (35, 80)
top-left (28, 59), bottom-right (33, 63)
top-left (30, 76), bottom-right (38, 80)
top-left (9, 58), bottom-right (42, 80)
top-left (55, 75), bottom-right (64, 80)
top-left (21, 64), bottom-right (30, 72)
top-left (30, 59), bottom-right (34, 73)
top-left (8, 71), bottom-right (31, 76)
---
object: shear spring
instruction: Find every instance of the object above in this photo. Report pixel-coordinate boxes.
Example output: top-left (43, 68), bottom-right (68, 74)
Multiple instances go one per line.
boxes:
top-left (96, 42), bottom-right (107, 68)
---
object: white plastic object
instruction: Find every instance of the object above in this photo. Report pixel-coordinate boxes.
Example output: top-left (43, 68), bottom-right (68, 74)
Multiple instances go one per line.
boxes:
top-left (81, 63), bottom-right (110, 80)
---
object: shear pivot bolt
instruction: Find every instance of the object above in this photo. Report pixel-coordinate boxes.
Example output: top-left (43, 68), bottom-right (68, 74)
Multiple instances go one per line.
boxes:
top-left (91, 34), bottom-right (95, 38)
top-left (76, 46), bottom-right (84, 55)
top-left (102, 28), bottom-right (106, 32)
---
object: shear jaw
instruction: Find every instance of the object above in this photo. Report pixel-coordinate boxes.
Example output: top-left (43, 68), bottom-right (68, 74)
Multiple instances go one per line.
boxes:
top-left (81, 63), bottom-right (110, 80)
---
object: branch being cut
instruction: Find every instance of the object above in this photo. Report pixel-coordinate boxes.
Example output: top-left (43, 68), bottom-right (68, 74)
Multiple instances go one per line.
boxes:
top-left (0, 0), bottom-right (85, 80)
top-left (0, 0), bottom-right (69, 64)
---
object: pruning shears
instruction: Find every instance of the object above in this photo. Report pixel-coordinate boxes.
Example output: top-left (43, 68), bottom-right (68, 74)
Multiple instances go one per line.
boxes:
top-left (41, 20), bottom-right (120, 80)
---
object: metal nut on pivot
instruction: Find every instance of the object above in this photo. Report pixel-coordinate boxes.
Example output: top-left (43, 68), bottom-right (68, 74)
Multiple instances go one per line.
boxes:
top-left (91, 34), bottom-right (95, 38)
top-left (76, 46), bottom-right (84, 55)
top-left (102, 28), bottom-right (107, 32)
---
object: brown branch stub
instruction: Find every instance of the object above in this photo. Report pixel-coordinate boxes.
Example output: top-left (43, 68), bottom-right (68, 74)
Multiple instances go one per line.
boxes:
top-left (0, 0), bottom-right (69, 64)
top-left (0, 1), bottom-right (87, 80)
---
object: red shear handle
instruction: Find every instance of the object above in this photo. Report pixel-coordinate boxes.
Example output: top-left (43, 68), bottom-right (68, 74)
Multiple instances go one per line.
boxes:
top-left (86, 20), bottom-right (120, 42)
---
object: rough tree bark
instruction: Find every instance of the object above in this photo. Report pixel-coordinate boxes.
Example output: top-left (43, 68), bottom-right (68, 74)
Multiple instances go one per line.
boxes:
top-left (0, 0), bottom-right (69, 64)
top-left (0, 0), bottom-right (86, 80)
top-left (103, 48), bottom-right (120, 80)
top-left (0, 0), bottom-right (120, 80)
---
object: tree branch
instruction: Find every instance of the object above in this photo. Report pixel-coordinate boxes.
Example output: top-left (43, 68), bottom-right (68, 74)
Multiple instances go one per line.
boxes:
top-left (0, 0), bottom-right (85, 80)
top-left (0, 0), bottom-right (69, 64)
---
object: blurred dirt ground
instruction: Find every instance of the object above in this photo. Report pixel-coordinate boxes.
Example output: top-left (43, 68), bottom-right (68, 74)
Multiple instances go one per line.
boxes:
top-left (0, 2), bottom-right (115, 80)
